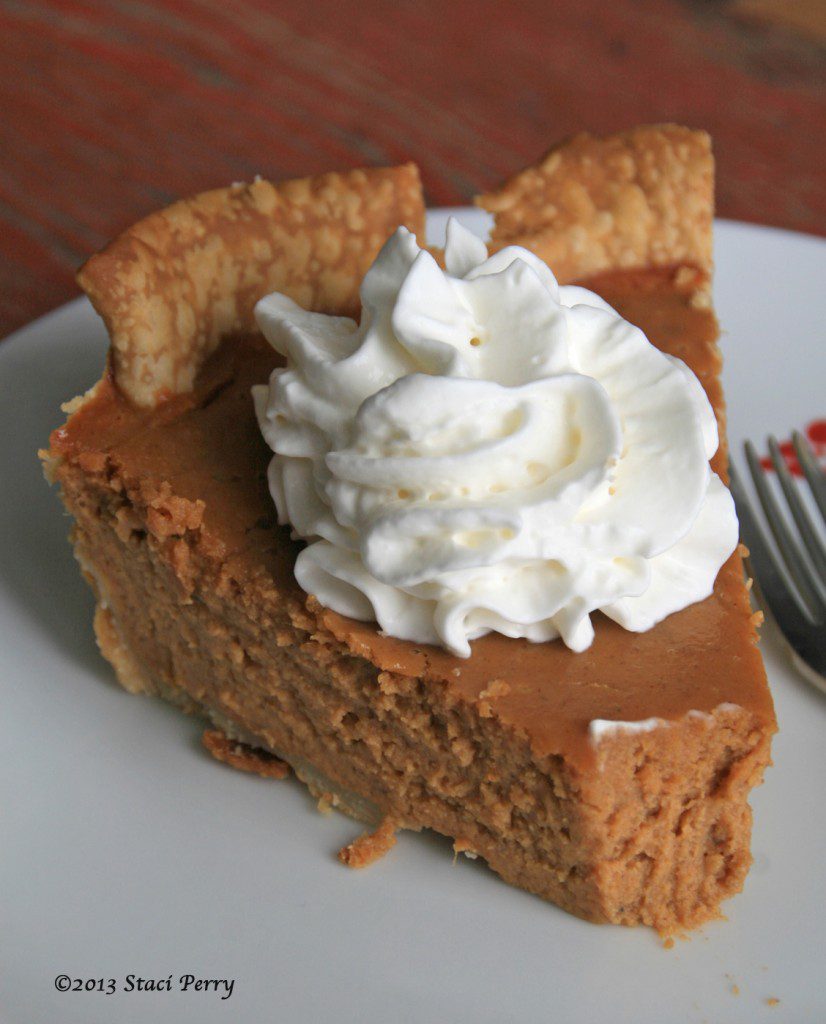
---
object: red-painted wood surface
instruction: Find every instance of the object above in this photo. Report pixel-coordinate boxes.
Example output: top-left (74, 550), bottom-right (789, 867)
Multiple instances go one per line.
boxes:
top-left (2, 0), bottom-right (824, 339)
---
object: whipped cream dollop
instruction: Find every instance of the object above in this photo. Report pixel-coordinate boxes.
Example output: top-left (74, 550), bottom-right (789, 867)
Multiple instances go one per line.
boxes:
top-left (252, 220), bottom-right (737, 657)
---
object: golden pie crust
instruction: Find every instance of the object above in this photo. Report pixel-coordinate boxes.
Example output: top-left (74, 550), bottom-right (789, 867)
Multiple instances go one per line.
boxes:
top-left (477, 123), bottom-right (713, 285)
top-left (79, 164), bottom-right (425, 406)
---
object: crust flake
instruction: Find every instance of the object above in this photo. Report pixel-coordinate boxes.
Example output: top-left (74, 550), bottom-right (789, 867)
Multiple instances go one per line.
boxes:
top-left (202, 729), bottom-right (290, 779)
top-left (337, 816), bottom-right (398, 868)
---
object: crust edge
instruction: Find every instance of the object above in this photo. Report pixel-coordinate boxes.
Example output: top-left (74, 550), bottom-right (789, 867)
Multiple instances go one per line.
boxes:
top-left (77, 164), bottom-right (425, 407)
top-left (475, 123), bottom-right (713, 284)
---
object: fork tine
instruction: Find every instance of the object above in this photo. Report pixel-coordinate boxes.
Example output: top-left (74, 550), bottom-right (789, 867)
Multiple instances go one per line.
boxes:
top-left (728, 464), bottom-right (818, 642)
top-left (768, 435), bottom-right (826, 579)
top-left (791, 430), bottom-right (826, 521)
top-left (744, 441), bottom-right (825, 621)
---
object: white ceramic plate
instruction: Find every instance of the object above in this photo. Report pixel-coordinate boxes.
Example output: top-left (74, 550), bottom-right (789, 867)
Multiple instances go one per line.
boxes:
top-left (1, 214), bottom-right (825, 1024)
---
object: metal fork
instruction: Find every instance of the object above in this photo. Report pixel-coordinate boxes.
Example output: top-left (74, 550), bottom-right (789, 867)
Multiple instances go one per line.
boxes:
top-left (728, 431), bottom-right (826, 692)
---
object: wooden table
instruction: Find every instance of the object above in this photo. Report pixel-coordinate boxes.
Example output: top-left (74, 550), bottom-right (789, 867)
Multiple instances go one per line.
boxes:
top-left (2, 0), bottom-right (824, 339)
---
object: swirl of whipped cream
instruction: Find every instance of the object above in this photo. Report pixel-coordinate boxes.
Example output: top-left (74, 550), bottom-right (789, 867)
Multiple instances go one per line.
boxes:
top-left (252, 219), bottom-right (737, 656)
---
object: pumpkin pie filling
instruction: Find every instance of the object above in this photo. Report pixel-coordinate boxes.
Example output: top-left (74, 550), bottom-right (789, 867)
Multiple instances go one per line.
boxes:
top-left (53, 264), bottom-right (772, 767)
top-left (43, 127), bottom-right (775, 931)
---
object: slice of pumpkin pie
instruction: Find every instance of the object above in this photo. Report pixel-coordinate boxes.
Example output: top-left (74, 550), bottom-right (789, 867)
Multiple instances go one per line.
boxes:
top-left (42, 126), bottom-right (775, 932)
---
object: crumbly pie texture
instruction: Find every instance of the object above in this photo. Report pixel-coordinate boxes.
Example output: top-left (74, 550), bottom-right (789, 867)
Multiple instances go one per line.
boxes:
top-left (43, 124), bottom-right (775, 932)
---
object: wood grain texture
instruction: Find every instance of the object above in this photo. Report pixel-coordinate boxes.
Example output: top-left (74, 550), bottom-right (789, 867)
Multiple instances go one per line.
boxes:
top-left (1, 0), bottom-right (824, 338)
